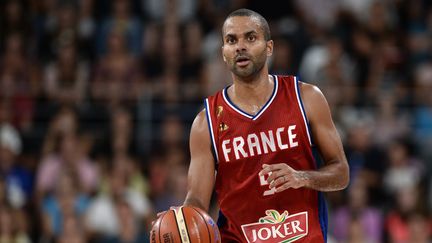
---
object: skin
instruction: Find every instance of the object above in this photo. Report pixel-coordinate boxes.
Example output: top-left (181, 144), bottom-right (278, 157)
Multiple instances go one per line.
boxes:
top-left (183, 16), bottom-right (349, 211)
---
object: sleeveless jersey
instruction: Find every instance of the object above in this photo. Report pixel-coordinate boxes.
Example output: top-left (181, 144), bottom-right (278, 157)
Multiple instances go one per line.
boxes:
top-left (204, 75), bottom-right (327, 243)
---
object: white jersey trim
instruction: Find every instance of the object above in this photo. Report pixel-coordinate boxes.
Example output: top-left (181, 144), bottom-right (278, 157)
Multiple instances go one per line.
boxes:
top-left (222, 75), bottom-right (279, 121)
top-left (205, 98), bottom-right (219, 163)
top-left (293, 76), bottom-right (312, 145)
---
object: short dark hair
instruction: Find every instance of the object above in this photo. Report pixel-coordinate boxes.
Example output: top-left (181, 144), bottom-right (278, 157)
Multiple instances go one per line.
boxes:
top-left (224, 8), bottom-right (271, 41)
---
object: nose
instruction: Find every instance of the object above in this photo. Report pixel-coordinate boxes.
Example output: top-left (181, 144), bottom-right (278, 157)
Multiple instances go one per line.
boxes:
top-left (236, 39), bottom-right (247, 53)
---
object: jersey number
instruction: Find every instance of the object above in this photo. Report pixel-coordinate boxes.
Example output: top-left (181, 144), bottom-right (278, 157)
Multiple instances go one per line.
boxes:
top-left (259, 173), bottom-right (276, 196)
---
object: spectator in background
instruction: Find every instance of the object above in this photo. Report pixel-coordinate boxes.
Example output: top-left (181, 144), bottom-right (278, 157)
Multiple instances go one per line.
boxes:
top-left (269, 37), bottom-right (295, 75)
top-left (37, 1), bottom-right (79, 62)
top-left (40, 170), bottom-right (89, 240)
top-left (56, 212), bottom-right (87, 243)
top-left (108, 107), bottom-right (150, 199)
top-left (413, 62), bottom-right (432, 156)
top-left (104, 106), bottom-right (150, 207)
top-left (385, 186), bottom-right (429, 243)
top-left (41, 105), bottom-right (79, 155)
top-left (298, 35), bottom-right (356, 108)
top-left (343, 120), bottom-right (387, 201)
top-left (43, 41), bottom-right (89, 107)
top-left (97, 0), bottom-right (142, 56)
top-left (0, 33), bottom-right (39, 131)
top-left (146, 148), bottom-right (188, 214)
top-left (331, 177), bottom-right (383, 243)
top-left (85, 166), bottom-right (152, 242)
top-left (0, 205), bottom-right (31, 243)
top-left (0, 205), bottom-right (15, 243)
top-left (34, 0), bottom-right (96, 62)
top-left (160, 10), bottom-right (182, 70)
top-left (110, 200), bottom-right (149, 243)
top-left (142, 0), bottom-right (197, 24)
top-left (13, 207), bottom-right (32, 243)
top-left (0, 122), bottom-right (34, 208)
top-left (347, 26), bottom-right (374, 105)
top-left (372, 93), bottom-right (411, 146)
top-left (77, 0), bottom-right (96, 61)
top-left (406, 212), bottom-right (431, 243)
top-left (147, 153), bottom-right (174, 213)
top-left (158, 114), bottom-right (186, 149)
top-left (179, 20), bottom-right (206, 104)
top-left (141, 22), bottom-right (164, 82)
top-left (91, 28), bottom-right (144, 109)
top-left (363, 35), bottom-right (405, 106)
top-left (109, 106), bottom-right (135, 157)
top-left (383, 138), bottom-right (424, 196)
top-left (36, 126), bottom-right (99, 198)
top-left (0, 0), bottom-right (31, 50)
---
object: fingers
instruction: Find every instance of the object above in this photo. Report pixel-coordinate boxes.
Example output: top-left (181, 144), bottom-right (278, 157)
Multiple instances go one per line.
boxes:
top-left (269, 175), bottom-right (287, 188)
top-left (259, 163), bottom-right (286, 176)
top-left (274, 182), bottom-right (290, 193)
top-left (260, 163), bottom-right (293, 184)
top-left (259, 163), bottom-right (302, 192)
top-left (152, 210), bottom-right (168, 226)
top-left (265, 170), bottom-right (279, 182)
top-left (157, 211), bottom-right (166, 217)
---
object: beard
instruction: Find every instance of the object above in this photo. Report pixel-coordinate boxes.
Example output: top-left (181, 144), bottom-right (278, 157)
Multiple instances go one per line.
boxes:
top-left (228, 49), bottom-right (268, 80)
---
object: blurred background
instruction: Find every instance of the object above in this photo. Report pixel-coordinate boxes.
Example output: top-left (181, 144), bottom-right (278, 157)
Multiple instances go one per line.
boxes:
top-left (0, 0), bottom-right (431, 242)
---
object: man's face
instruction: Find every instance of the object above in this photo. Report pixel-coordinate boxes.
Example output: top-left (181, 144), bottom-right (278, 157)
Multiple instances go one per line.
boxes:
top-left (222, 16), bottom-right (273, 79)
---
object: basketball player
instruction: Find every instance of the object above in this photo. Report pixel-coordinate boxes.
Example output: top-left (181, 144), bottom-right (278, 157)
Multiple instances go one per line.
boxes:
top-left (183, 9), bottom-right (349, 242)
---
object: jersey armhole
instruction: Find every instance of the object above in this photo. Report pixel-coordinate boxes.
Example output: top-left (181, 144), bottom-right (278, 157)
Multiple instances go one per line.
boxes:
top-left (204, 98), bottom-right (219, 165)
top-left (293, 76), bottom-right (313, 146)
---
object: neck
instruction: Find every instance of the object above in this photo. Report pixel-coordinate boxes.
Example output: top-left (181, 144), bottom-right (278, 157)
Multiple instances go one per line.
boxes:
top-left (228, 72), bottom-right (274, 115)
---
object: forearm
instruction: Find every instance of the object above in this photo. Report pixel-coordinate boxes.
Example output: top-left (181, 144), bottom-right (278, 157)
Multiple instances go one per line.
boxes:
top-left (300, 159), bottom-right (349, 192)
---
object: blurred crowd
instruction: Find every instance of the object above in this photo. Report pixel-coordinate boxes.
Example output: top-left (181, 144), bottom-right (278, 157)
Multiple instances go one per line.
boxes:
top-left (0, 0), bottom-right (431, 242)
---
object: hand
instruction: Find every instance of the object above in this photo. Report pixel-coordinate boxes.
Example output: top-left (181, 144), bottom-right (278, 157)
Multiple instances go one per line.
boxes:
top-left (151, 212), bottom-right (164, 227)
top-left (259, 163), bottom-right (308, 192)
top-left (151, 206), bottom-right (177, 226)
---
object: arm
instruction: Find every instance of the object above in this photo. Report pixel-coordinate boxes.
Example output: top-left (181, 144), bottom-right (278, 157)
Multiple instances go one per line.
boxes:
top-left (183, 110), bottom-right (216, 211)
top-left (260, 82), bottom-right (349, 192)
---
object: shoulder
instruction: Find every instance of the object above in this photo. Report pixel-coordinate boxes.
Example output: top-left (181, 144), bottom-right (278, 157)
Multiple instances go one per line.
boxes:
top-left (190, 109), bottom-right (210, 138)
top-left (192, 109), bottom-right (207, 128)
top-left (298, 81), bottom-right (331, 123)
top-left (298, 81), bottom-right (328, 107)
top-left (190, 109), bottom-right (212, 151)
top-left (298, 81), bottom-right (324, 99)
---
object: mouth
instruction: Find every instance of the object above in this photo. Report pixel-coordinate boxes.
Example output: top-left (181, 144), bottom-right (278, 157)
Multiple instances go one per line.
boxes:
top-left (235, 56), bottom-right (251, 67)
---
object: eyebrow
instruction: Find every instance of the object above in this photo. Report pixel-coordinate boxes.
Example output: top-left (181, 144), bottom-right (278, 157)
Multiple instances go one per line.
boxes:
top-left (225, 30), bottom-right (258, 39)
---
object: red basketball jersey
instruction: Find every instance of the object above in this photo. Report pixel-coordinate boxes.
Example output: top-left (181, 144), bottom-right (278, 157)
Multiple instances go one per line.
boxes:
top-left (204, 75), bottom-right (327, 243)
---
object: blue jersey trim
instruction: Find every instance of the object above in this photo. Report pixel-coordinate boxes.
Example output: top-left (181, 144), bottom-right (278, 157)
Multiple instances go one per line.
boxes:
top-left (223, 86), bottom-right (253, 118)
top-left (294, 76), bottom-right (313, 145)
top-left (312, 146), bottom-right (328, 241)
top-left (222, 75), bottom-right (278, 120)
top-left (318, 191), bottom-right (328, 242)
top-left (217, 210), bottom-right (227, 229)
top-left (204, 99), bottom-right (219, 164)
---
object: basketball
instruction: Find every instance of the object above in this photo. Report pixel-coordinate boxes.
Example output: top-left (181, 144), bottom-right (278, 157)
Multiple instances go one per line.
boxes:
top-left (150, 206), bottom-right (221, 243)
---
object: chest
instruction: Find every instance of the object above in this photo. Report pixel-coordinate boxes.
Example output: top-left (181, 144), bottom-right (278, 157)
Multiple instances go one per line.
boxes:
top-left (215, 98), bottom-right (307, 163)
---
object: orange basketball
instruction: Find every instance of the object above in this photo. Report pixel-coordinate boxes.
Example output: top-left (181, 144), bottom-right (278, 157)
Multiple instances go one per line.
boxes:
top-left (150, 206), bottom-right (221, 243)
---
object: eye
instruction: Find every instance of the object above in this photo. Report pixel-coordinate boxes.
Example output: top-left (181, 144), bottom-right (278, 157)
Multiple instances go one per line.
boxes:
top-left (248, 35), bottom-right (256, 42)
top-left (226, 37), bottom-right (236, 44)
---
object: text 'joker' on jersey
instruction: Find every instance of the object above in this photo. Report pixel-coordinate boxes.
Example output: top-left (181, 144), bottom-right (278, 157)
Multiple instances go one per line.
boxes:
top-left (205, 75), bottom-right (328, 243)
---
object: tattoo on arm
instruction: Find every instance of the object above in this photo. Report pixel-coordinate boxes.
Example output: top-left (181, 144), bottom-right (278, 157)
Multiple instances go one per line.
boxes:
top-left (300, 160), bottom-right (349, 192)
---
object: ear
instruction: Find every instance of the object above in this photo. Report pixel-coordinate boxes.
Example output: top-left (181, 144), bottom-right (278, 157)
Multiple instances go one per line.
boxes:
top-left (266, 40), bottom-right (274, 57)
top-left (222, 46), bottom-right (227, 62)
